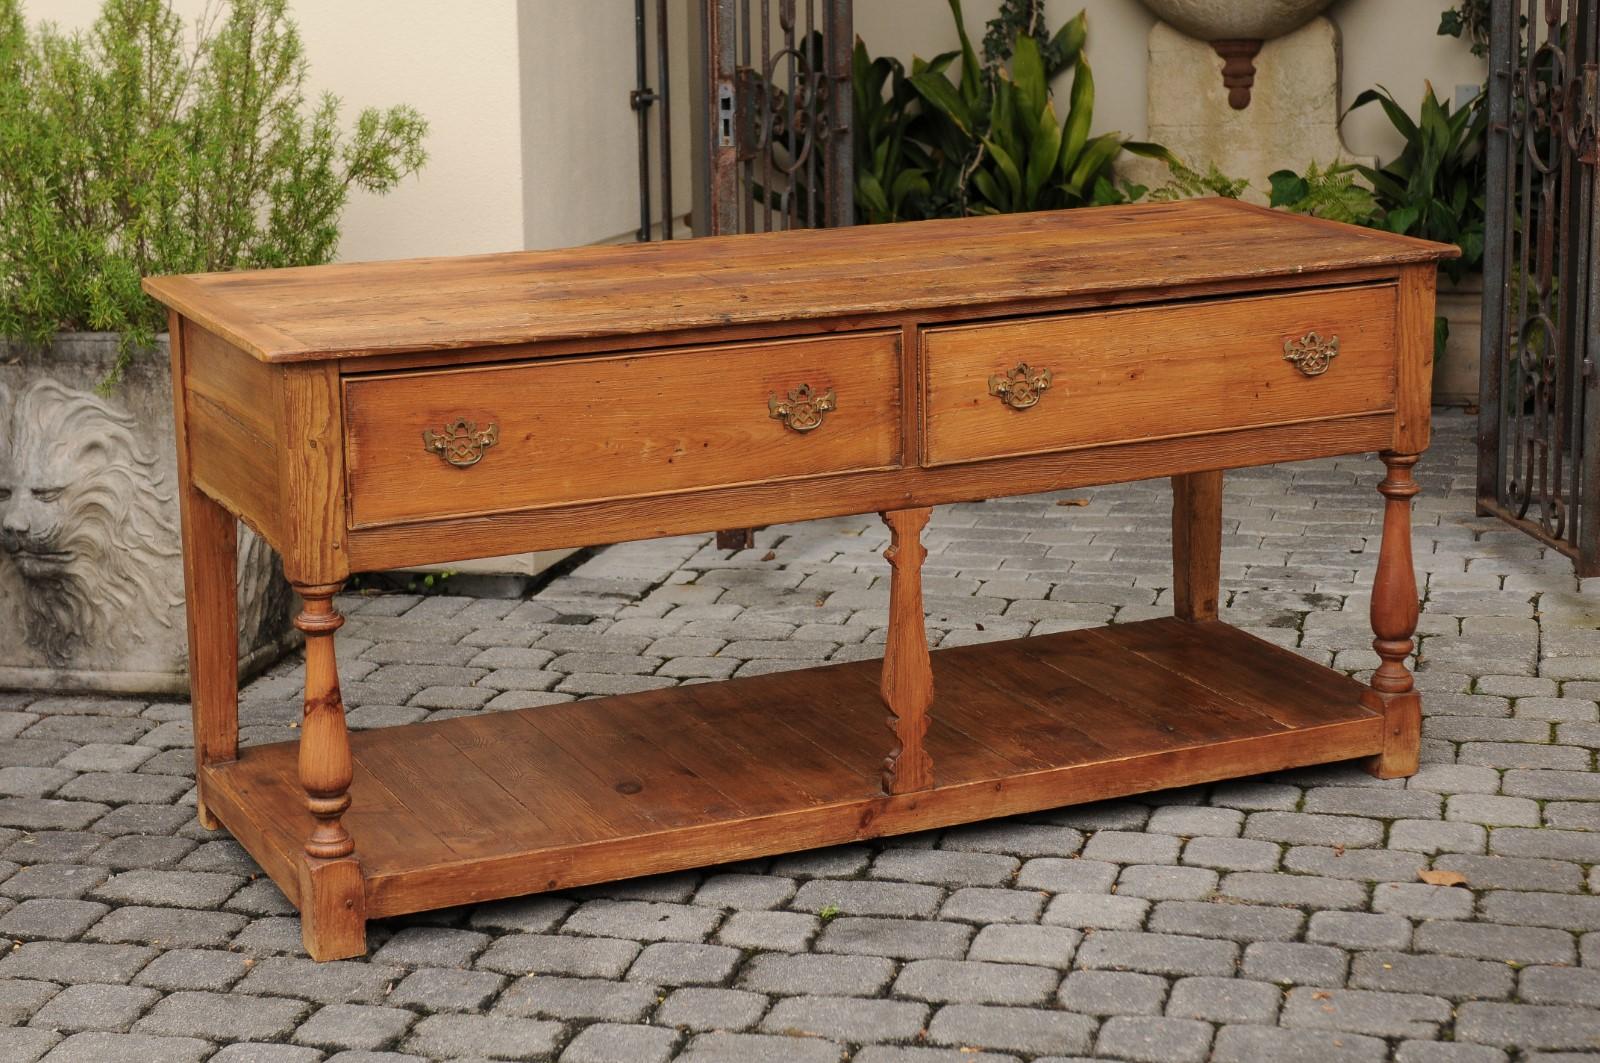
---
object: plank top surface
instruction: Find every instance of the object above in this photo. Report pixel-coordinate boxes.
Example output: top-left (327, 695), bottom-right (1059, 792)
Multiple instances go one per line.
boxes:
top-left (143, 198), bottom-right (1457, 363)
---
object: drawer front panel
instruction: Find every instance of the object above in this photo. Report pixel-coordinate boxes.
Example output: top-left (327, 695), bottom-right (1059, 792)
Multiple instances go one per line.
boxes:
top-left (922, 285), bottom-right (1398, 467)
top-left (345, 331), bottom-right (902, 527)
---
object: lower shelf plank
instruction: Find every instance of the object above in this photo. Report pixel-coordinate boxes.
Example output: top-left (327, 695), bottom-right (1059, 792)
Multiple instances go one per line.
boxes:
top-left (203, 617), bottom-right (1383, 920)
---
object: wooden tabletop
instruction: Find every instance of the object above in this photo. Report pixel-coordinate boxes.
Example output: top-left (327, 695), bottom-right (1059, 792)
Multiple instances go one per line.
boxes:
top-left (143, 198), bottom-right (1458, 363)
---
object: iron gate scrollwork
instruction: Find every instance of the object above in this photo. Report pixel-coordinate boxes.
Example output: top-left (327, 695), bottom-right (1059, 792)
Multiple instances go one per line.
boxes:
top-left (691, 0), bottom-right (853, 235)
top-left (1479, 0), bottom-right (1600, 575)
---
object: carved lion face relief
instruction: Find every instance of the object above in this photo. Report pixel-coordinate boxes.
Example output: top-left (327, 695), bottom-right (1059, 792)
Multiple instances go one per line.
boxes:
top-left (0, 379), bottom-right (182, 666)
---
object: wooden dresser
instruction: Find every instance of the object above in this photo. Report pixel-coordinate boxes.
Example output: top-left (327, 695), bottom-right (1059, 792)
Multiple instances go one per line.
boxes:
top-left (144, 199), bottom-right (1457, 960)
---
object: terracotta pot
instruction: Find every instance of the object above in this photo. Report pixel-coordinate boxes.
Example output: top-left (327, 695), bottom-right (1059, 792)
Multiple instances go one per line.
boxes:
top-left (0, 334), bottom-right (298, 693)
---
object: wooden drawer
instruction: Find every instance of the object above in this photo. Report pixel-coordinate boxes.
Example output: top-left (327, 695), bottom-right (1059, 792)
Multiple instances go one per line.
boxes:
top-left (343, 331), bottom-right (902, 527)
top-left (922, 284), bottom-right (1398, 467)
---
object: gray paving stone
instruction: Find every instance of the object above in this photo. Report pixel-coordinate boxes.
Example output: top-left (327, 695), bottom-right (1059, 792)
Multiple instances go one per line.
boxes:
top-left (1210, 1024), bottom-right (1388, 1063)
top-left (0, 979), bottom-right (61, 1025)
top-left (1147, 900), bottom-right (1303, 942)
top-left (0, 1028), bottom-right (58, 1063)
top-left (236, 956), bottom-right (406, 1005)
top-left (203, 1044), bottom-right (325, 1063)
top-left (26, 982), bottom-right (159, 1032)
top-left (625, 942), bottom-right (739, 985)
top-left (692, 873), bottom-right (795, 910)
top-left (927, 1003), bottom-right (1096, 1056)
top-left (84, 904), bottom-right (246, 948)
top-left (495, 973), bottom-right (658, 1022)
top-left (1393, 1043), bottom-right (1509, 1063)
top-left (477, 933), bottom-right (639, 978)
top-left (1166, 975), bottom-right (1282, 1023)
top-left (292, 1003), bottom-right (416, 1050)
top-left (34, 1031), bottom-right (211, 1063)
top-left (1117, 864), bottom-right (1218, 900)
top-left (561, 900), bottom-right (721, 942)
top-left (714, 910), bottom-right (818, 951)
top-left (738, 952), bottom-right (895, 997)
top-left (967, 924), bottom-right (1079, 968)
top-left (939, 886), bottom-right (1045, 924)
top-left (0, 942), bottom-right (155, 984)
top-left (559, 1021), bottom-right (679, 1063)
top-left (1281, 986), bottom-right (1452, 1039)
top-left (1075, 930), bottom-right (1239, 977)
top-left (814, 916), bottom-right (971, 960)
top-left (131, 948), bottom-right (251, 991)
top-left (674, 1031), bottom-right (844, 1063)
top-left (1058, 970), bottom-right (1169, 1015)
top-left (893, 958), bottom-right (1057, 1005)
top-left (1040, 892), bottom-right (1149, 930)
top-left (133, 989), bottom-right (309, 1041)
top-left (387, 967), bottom-right (506, 1013)
top-left (1350, 950), bottom-right (1515, 1000)
top-left (370, 926), bottom-right (489, 968)
top-left (1094, 1015), bottom-right (1213, 1063)
top-left (403, 1013), bottom-right (564, 1060)
top-left (655, 986), bottom-right (769, 1031)
top-left (1241, 942), bottom-right (1348, 988)
top-left (0, 898), bottom-right (108, 940)
top-left (792, 878), bottom-right (944, 918)
top-left (1455, 1002), bottom-right (1600, 1051)
top-left (760, 994), bottom-right (928, 1043)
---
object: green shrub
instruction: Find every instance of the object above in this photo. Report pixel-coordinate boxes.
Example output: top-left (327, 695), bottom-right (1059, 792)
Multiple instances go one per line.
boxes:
top-left (0, 0), bottom-right (427, 382)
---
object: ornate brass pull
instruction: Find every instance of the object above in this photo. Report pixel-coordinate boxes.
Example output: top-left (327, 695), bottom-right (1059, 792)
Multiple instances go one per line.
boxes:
top-left (1284, 331), bottom-right (1339, 376)
top-left (988, 362), bottom-right (1052, 410)
top-left (769, 383), bottom-right (836, 433)
top-left (422, 418), bottom-right (499, 467)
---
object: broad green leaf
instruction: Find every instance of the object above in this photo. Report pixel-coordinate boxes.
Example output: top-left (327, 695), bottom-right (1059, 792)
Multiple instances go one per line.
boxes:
top-left (1268, 169), bottom-right (1309, 207)
top-left (1067, 131), bottom-right (1120, 190)
top-left (984, 135), bottom-right (1023, 206)
top-left (909, 70), bottom-right (972, 134)
top-left (1050, 11), bottom-right (1087, 72)
top-left (1058, 56), bottom-right (1094, 173)
top-left (947, 0), bottom-right (981, 104)
top-left (1012, 32), bottom-right (1047, 122)
top-left (1026, 101), bottom-right (1062, 202)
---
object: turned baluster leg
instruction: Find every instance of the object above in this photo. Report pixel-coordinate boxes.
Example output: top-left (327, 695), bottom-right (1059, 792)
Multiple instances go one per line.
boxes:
top-left (1364, 452), bottom-right (1423, 779)
top-left (292, 583), bottom-right (366, 959)
top-left (1171, 470), bottom-right (1224, 621)
top-left (879, 508), bottom-right (934, 794)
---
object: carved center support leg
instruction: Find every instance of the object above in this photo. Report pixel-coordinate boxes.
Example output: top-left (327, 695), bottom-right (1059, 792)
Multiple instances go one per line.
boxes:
top-left (879, 508), bottom-right (934, 795)
top-left (293, 583), bottom-right (366, 959)
top-left (1364, 452), bottom-right (1423, 779)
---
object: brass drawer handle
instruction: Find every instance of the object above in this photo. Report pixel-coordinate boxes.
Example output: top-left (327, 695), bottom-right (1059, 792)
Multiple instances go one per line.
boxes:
top-left (422, 418), bottom-right (499, 467)
top-left (989, 362), bottom-right (1052, 410)
top-left (769, 383), bottom-right (836, 433)
top-left (1284, 331), bottom-right (1339, 376)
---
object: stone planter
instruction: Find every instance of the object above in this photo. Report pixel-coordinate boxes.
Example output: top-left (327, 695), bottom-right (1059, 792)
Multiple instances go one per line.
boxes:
top-left (1435, 273), bottom-right (1483, 407)
top-left (0, 334), bottom-right (297, 694)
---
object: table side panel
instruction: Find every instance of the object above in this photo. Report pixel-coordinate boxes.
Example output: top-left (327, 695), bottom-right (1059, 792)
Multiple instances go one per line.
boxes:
top-left (179, 321), bottom-right (283, 543)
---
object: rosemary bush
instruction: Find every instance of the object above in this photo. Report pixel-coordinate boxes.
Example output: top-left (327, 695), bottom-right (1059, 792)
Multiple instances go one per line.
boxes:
top-left (0, 0), bottom-right (427, 381)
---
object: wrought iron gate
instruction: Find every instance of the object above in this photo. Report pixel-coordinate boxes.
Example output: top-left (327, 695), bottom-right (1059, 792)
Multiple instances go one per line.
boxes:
top-left (633, 0), bottom-right (853, 239)
top-left (1479, 0), bottom-right (1600, 575)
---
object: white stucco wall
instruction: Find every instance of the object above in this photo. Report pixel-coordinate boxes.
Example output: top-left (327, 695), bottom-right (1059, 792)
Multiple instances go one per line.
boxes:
top-left (28, 0), bottom-right (1486, 261)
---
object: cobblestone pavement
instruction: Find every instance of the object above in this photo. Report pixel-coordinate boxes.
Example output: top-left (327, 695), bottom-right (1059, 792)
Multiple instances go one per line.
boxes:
top-left (4, 409), bottom-right (1600, 1062)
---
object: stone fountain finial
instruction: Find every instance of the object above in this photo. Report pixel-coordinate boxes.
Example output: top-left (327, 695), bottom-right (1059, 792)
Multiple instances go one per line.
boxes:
top-left (1135, 0), bottom-right (1339, 108)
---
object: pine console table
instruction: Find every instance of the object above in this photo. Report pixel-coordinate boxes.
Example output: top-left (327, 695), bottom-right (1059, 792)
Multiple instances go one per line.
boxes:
top-left (145, 199), bottom-right (1456, 960)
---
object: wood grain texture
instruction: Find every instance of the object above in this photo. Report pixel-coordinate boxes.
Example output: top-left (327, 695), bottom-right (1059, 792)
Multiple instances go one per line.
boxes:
top-left (142, 199), bottom-right (1456, 363)
top-left (879, 508), bottom-right (934, 794)
top-left (1172, 470), bottom-right (1224, 621)
top-left (201, 618), bottom-right (1382, 920)
top-left (1394, 264), bottom-right (1438, 453)
top-left (1365, 452), bottom-right (1423, 778)
top-left (169, 313), bottom-right (239, 830)
top-left (343, 331), bottom-right (901, 527)
top-left (344, 413), bottom-right (1396, 572)
top-left (298, 856), bottom-right (365, 961)
top-left (295, 587), bottom-right (354, 861)
top-left (273, 364), bottom-right (348, 584)
top-left (921, 284), bottom-right (1399, 467)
